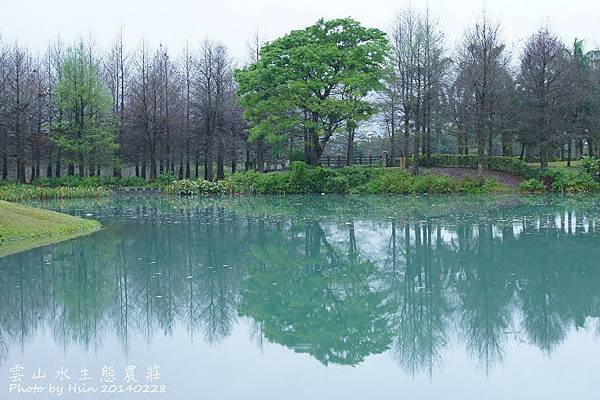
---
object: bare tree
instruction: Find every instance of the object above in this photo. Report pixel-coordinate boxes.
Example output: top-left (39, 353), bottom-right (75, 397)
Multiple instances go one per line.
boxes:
top-left (455, 13), bottom-right (510, 179)
top-left (387, 6), bottom-right (447, 173)
top-left (518, 27), bottom-right (572, 169)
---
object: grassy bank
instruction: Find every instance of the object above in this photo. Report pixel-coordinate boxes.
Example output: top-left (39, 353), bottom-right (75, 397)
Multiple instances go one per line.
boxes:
top-left (0, 200), bottom-right (101, 257)
top-left (0, 184), bottom-right (112, 202)
top-left (165, 162), bottom-right (507, 196)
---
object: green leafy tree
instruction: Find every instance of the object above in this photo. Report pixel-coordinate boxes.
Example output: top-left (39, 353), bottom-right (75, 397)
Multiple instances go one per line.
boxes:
top-left (236, 18), bottom-right (389, 165)
top-left (50, 43), bottom-right (119, 177)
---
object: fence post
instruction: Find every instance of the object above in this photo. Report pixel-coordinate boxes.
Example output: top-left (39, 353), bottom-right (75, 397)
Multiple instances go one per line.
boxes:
top-left (359, 155), bottom-right (362, 165)
top-left (369, 155), bottom-right (373, 165)
top-left (327, 156), bottom-right (331, 167)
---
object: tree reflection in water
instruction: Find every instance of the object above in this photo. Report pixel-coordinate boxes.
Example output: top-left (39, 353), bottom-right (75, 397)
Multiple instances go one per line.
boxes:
top-left (1, 195), bottom-right (600, 375)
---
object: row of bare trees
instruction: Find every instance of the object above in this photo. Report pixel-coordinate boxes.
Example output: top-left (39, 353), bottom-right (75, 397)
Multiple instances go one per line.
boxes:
top-left (0, 35), bottom-right (249, 182)
top-left (379, 7), bottom-right (600, 173)
top-left (2, 10), bottom-right (600, 181)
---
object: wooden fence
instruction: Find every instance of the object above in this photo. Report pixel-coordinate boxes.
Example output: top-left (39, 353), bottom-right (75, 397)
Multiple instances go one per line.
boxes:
top-left (319, 154), bottom-right (407, 168)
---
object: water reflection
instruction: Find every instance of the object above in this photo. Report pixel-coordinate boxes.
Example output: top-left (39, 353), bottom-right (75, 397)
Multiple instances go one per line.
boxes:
top-left (1, 195), bottom-right (600, 376)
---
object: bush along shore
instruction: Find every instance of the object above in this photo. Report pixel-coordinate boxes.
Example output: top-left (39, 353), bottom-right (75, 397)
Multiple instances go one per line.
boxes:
top-left (164, 158), bottom-right (600, 196)
top-left (2, 156), bottom-right (599, 199)
top-left (0, 184), bottom-right (112, 202)
top-left (0, 174), bottom-right (177, 201)
top-left (0, 200), bottom-right (101, 257)
top-left (165, 162), bottom-right (506, 196)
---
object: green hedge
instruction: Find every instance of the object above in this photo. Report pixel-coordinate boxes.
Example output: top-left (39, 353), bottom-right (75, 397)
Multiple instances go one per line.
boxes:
top-left (411, 155), bottom-right (539, 179)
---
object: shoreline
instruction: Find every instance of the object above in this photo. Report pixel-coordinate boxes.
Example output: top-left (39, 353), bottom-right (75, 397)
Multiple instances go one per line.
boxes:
top-left (0, 200), bottom-right (101, 258)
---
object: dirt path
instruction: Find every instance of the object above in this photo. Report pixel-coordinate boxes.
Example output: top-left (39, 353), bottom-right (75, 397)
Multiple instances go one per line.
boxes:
top-left (430, 167), bottom-right (523, 188)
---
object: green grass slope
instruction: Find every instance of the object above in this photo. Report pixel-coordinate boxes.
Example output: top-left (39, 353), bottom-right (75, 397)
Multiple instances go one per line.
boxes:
top-left (0, 200), bottom-right (100, 257)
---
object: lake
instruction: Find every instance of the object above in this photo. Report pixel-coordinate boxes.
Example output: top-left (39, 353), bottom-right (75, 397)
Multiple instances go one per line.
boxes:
top-left (1, 194), bottom-right (600, 399)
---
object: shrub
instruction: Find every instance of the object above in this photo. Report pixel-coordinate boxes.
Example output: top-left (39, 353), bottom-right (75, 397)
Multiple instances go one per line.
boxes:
top-left (361, 171), bottom-right (458, 194)
top-left (155, 173), bottom-right (178, 187)
top-left (487, 157), bottom-right (538, 179)
top-left (165, 179), bottom-right (225, 196)
top-left (118, 176), bottom-right (148, 187)
top-left (166, 163), bottom-right (509, 196)
top-left (289, 149), bottom-right (307, 163)
top-left (519, 179), bottom-right (546, 193)
top-left (581, 157), bottom-right (599, 179)
top-left (457, 177), bottom-right (500, 194)
top-left (338, 166), bottom-right (383, 188)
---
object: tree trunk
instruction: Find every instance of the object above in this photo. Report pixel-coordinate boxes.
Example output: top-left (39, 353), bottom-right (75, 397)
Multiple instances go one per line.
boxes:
top-left (346, 127), bottom-right (355, 166)
top-left (477, 129), bottom-right (486, 182)
top-left (79, 157), bottom-right (85, 178)
top-left (525, 145), bottom-right (534, 163)
top-left (46, 156), bottom-right (53, 178)
top-left (55, 158), bottom-right (61, 178)
top-left (308, 130), bottom-right (321, 166)
top-left (150, 151), bottom-right (157, 180)
top-left (2, 156), bottom-right (8, 180)
top-left (256, 139), bottom-right (265, 172)
top-left (502, 132), bottom-right (512, 157)
top-left (412, 130), bottom-right (420, 176)
top-left (540, 144), bottom-right (549, 170)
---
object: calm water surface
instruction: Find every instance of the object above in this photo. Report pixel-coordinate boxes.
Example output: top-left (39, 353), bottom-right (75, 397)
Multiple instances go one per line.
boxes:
top-left (1, 194), bottom-right (600, 399)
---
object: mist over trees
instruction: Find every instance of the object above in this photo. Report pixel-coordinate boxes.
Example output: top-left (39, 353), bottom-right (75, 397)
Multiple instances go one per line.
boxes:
top-left (1, 8), bottom-right (600, 182)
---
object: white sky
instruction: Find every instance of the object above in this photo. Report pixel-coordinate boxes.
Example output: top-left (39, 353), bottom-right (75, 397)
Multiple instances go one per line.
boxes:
top-left (0, 0), bottom-right (598, 62)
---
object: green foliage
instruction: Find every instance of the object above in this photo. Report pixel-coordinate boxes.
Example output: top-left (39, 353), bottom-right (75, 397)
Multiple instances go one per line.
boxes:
top-left (155, 173), bottom-right (178, 188)
top-left (487, 157), bottom-right (538, 179)
top-left (221, 163), bottom-right (385, 195)
top-left (165, 179), bottom-right (225, 196)
top-left (551, 172), bottom-right (600, 194)
top-left (519, 179), bottom-right (546, 192)
top-left (361, 171), bottom-right (499, 195)
top-left (32, 176), bottom-right (148, 188)
top-left (526, 168), bottom-right (600, 194)
top-left (412, 154), bottom-right (539, 179)
top-left (580, 157), bottom-right (599, 178)
top-left (289, 149), bottom-right (307, 163)
top-left (0, 184), bottom-right (112, 202)
top-left (412, 154), bottom-right (479, 168)
top-left (236, 18), bottom-right (389, 162)
top-left (48, 43), bottom-right (119, 170)
top-left (166, 162), bottom-right (505, 196)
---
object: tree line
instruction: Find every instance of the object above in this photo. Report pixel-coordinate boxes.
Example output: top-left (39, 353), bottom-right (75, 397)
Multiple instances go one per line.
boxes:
top-left (379, 8), bottom-right (600, 175)
top-left (0, 34), bottom-right (246, 182)
top-left (1, 7), bottom-right (600, 182)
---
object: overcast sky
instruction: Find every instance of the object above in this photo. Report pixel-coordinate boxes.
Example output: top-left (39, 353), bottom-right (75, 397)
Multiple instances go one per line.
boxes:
top-left (0, 0), bottom-right (598, 62)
